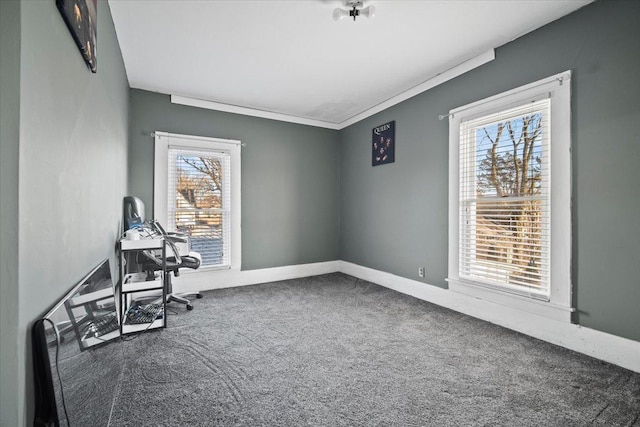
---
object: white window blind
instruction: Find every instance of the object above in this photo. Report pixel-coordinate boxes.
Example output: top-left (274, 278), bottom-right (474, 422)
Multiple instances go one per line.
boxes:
top-left (167, 147), bottom-right (232, 269)
top-left (459, 98), bottom-right (551, 298)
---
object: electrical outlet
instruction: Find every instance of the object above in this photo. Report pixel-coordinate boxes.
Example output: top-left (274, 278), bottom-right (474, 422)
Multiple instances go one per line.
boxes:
top-left (418, 267), bottom-right (425, 278)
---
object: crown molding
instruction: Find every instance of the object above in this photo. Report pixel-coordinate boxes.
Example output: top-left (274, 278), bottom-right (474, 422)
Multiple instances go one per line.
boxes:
top-left (170, 96), bottom-right (342, 130)
top-left (338, 50), bottom-right (495, 128)
top-left (171, 49), bottom-right (495, 130)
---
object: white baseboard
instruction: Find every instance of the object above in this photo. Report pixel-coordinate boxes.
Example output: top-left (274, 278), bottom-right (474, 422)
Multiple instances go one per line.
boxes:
top-left (174, 259), bottom-right (639, 373)
top-left (172, 260), bottom-right (340, 292)
top-left (338, 261), bottom-right (640, 374)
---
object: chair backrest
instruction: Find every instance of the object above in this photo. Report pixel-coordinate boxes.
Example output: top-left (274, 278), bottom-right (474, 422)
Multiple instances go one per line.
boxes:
top-left (141, 220), bottom-right (201, 273)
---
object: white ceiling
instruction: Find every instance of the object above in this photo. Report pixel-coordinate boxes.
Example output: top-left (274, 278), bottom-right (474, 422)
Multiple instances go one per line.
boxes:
top-left (109, 0), bottom-right (590, 129)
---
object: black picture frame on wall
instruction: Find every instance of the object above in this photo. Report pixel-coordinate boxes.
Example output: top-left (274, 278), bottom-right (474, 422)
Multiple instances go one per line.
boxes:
top-left (372, 121), bottom-right (395, 166)
top-left (56, 0), bottom-right (97, 73)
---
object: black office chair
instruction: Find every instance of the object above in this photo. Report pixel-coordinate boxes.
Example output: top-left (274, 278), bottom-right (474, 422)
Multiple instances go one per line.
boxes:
top-left (123, 196), bottom-right (203, 310)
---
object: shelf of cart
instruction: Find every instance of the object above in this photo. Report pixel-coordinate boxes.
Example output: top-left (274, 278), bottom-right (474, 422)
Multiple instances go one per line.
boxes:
top-left (121, 318), bottom-right (164, 334)
top-left (121, 273), bottom-right (164, 293)
top-left (122, 302), bottom-right (164, 328)
top-left (119, 237), bottom-right (163, 251)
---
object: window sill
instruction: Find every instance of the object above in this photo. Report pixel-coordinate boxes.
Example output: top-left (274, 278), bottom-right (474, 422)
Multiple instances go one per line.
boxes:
top-left (446, 277), bottom-right (574, 323)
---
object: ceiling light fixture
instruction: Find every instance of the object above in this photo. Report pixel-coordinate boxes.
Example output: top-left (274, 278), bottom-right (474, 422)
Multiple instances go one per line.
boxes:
top-left (333, 0), bottom-right (376, 22)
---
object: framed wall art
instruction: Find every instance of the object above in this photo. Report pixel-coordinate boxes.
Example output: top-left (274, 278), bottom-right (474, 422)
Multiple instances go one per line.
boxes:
top-left (372, 121), bottom-right (395, 166)
top-left (56, 0), bottom-right (98, 73)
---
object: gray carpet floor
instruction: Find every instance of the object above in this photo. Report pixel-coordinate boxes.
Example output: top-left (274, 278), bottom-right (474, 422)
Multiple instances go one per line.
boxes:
top-left (109, 273), bottom-right (640, 426)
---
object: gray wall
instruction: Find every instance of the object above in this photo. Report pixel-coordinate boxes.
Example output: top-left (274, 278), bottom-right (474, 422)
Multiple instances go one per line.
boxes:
top-left (0, 1), bottom-right (22, 426)
top-left (3, 1), bottom-right (637, 424)
top-left (339, 0), bottom-right (640, 342)
top-left (7, 1), bottom-right (130, 425)
top-left (129, 90), bottom-right (341, 270)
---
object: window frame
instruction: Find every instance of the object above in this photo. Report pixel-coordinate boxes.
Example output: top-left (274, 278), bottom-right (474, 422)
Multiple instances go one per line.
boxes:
top-left (154, 131), bottom-right (242, 271)
top-left (447, 71), bottom-right (572, 322)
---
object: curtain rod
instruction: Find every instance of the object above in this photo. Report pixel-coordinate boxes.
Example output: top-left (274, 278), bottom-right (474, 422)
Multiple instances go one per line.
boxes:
top-left (438, 75), bottom-right (567, 121)
top-left (149, 132), bottom-right (246, 147)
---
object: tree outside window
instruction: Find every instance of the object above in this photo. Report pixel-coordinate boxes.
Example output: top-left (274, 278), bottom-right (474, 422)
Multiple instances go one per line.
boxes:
top-left (171, 153), bottom-right (228, 267)
top-left (462, 107), bottom-right (549, 292)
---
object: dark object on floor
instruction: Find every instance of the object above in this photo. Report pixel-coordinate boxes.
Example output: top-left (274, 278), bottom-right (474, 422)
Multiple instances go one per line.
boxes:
top-left (32, 259), bottom-right (122, 427)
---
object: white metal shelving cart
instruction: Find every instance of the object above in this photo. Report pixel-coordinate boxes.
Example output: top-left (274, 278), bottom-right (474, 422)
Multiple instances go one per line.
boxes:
top-left (118, 237), bottom-right (167, 334)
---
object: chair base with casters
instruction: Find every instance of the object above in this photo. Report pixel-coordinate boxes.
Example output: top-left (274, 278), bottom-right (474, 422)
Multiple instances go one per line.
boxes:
top-left (168, 291), bottom-right (203, 311)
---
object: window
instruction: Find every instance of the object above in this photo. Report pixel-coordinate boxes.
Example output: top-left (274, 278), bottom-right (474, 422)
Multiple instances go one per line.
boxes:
top-left (154, 132), bottom-right (241, 270)
top-left (447, 72), bottom-right (572, 321)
